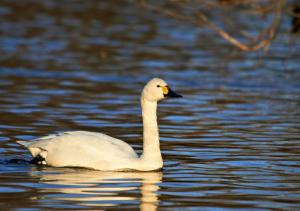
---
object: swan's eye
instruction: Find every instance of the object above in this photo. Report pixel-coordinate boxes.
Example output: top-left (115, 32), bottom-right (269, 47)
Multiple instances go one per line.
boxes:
top-left (157, 85), bottom-right (160, 88)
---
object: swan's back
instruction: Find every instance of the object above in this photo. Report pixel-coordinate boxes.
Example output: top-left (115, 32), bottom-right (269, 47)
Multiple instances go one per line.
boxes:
top-left (17, 131), bottom-right (138, 170)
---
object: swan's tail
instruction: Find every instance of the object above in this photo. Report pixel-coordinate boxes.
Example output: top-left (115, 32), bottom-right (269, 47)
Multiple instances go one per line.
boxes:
top-left (16, 140), bottom-right (48, 164)
top-left (17, 140), bottom-right (31, 147)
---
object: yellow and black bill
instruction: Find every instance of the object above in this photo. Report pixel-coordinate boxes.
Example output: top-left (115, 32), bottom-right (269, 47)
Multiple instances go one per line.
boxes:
top-left (163, 86), bottom-right (182, 98)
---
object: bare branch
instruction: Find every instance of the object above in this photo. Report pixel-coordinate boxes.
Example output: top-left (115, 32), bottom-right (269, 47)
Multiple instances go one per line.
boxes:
top-left (140, 0), bottom-right (286, 51)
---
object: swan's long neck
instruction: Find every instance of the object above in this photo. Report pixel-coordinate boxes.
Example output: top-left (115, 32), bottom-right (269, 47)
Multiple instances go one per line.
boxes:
top-left (140, 96), bottom-right (162, 168)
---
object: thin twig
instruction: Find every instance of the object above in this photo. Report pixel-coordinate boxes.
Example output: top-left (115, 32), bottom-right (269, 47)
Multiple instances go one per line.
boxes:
top-left (140, 0), bottom-right (286, 51)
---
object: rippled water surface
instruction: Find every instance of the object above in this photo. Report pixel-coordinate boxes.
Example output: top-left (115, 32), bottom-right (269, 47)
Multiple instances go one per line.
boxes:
top-left (1, 1), bottom-right (300, 210)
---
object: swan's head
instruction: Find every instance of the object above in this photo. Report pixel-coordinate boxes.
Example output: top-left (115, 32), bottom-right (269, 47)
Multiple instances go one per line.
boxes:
top-left (142, 78), bottom-right (182, 101)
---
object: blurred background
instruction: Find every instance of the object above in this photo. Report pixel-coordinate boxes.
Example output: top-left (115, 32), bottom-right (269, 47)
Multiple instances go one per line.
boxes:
top-left (0, 0), bottom-right (299, 210)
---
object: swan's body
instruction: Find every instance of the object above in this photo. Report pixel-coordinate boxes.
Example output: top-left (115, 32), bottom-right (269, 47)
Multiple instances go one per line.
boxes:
top-left (17, 78), bottom-right (182, 171)
top-left (18, 131), bottom-right (139, 170)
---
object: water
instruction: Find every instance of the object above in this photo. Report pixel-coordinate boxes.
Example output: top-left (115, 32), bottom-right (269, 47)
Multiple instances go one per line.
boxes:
top-left (0, 0), bottom-right (300, 210)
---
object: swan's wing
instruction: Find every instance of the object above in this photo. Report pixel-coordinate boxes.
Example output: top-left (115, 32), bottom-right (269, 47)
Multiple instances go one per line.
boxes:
top-left (59, 131), bottom-right (138, 157)
top-left (17, 131), bottom-right (138, 167)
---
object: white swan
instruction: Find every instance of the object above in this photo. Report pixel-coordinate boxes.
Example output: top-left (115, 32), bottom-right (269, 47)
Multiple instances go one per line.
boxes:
top-left (17, 78), bottom-right (182, 171)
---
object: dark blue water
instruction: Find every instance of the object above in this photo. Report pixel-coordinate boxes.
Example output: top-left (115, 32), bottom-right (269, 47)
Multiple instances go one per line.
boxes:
top-left (0, 1), bottom-right (300, 210)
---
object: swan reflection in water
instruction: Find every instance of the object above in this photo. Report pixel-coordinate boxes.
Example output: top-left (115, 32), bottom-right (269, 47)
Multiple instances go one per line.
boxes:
top-left (32, 168), bottom-right (162, 210)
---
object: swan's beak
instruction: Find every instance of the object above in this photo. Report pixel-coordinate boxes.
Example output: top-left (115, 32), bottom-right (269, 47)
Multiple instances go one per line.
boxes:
top-left (163, 86), bottom-right (182, 98)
